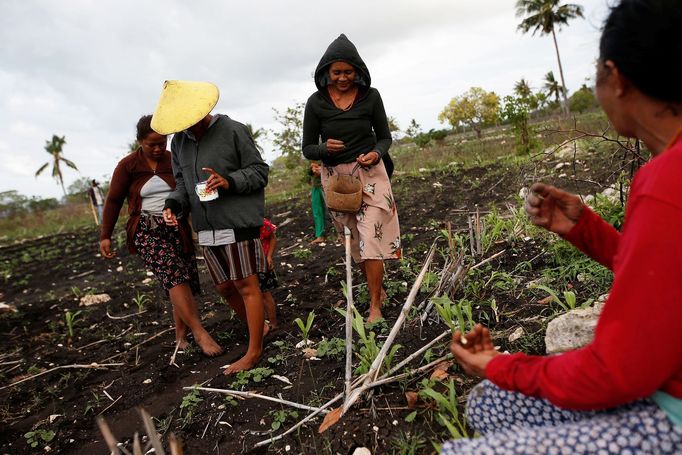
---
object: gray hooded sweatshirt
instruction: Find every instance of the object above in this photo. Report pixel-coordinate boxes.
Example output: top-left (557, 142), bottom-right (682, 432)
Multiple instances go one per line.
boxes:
top-left (165, 114), bottom-right (269, 241)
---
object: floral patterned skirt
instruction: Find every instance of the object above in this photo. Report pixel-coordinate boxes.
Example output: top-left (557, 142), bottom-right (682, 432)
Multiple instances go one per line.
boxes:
top-left (322, 159), bottom-right (401, 263)
top-left (133, 214), bottom-right (201, 295)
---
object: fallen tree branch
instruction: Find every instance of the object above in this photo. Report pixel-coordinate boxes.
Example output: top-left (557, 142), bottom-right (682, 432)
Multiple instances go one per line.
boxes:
top-left (0, 363), bottom-right (124, 391)
top-left (99, 328), bottom-right (174, 363)
top-left (343, 226), bottom-right (354, 405)
top-left (188, 387), bottom-right (329, 414)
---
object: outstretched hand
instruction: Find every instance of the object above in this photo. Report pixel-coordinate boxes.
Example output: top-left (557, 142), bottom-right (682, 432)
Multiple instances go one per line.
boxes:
top-left (202, 167), bottom-right (229, 192)
top-left (450, 324), bottom-right (499, 378)
top-left (100, 239), bottom-right (116, 259)
top-left (524, 182), bottom-right (584, 235)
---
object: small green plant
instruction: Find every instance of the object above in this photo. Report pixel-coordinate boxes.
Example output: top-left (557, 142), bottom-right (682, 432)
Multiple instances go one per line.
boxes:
top-left (420, 271), bottom-right (439, 293)
top-left (24, 428), bottom-right (55, 448)
top-left (432, 296), bottom-right (472, 334)
top-left (292, 247), bottom-right (312, 260)
top-left (337, 307), bottom-right (400, 375)
top-left (180, 386), bottom-right (203, 426)
top-left (230, 367), bottom-right (274, 390)
top-left (419, 379), bottom-right (468, 439)
top-left (316, 337), bottom-right (346, 360)
top-left (64, 310), bottom-right (82, 338)
top-left (216, 330), bottom-right (234, 343)
top-left (293, 311), bottom-right (315, 344)
top-left (390, 430), bottom-right (427, 455)
top-left (132, 292), bottom-right (151, 312)
top-left (268, 409), bottom-right (299, 431)
top-left (531, 284), bottom-right (592, 312)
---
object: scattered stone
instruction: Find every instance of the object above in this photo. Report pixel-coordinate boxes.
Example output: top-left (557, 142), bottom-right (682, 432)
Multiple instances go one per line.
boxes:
top-left (0, 302), bottom-right (17, 313)
top-left (432, 182), bottom-right (442, 188)
top-left (79, 293), bottom-right (111, 307)
top-left (116, 266), bottom-right (123, 272)
top-left (142, 278), bottom-right (153, 284)
top-left (143, 378), bottom-right (152, 384)
top-left (353, 447), bottom-right (371, 455)
top-left (508, 327), bottom-right (524, 342)
top-left (545, 300), bottom-right (606, 354)
top-left (519, 187), bottom-right (529, 199)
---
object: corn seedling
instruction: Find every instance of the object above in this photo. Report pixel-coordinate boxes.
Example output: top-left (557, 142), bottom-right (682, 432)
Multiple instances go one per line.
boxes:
top-left (293, 311), bottom-right (315, 345)
top-left (132, 292), bottom-right (151, 312)
top-left (419, 379), bottom-right (469, 439)
top-left (531, 284), bottom-right (592, 312)
top-left (64, 310), bottom-right (82, 339)
top-left (180, 386), bottom-right (203, 426)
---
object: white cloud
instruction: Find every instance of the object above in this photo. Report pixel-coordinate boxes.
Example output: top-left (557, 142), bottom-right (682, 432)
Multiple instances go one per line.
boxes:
top-left (0, 0), bottom-right (608, 198)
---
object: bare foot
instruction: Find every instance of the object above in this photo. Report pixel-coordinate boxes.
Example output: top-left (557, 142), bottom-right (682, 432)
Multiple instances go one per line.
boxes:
top-left (263, 322), bottom-right (271, 338)
top-left (176, 338), bottom-right (189, 350)
top-left (194, 331), bottom-right (223, 357)
top-left (381, 289), bottom-right (388, 302)
top-left (223, 353), bottom-right (260, 375)
top-left (310, 236), bottom-right (326, 245)
top-left (367, 307), bottom-right (383, 324)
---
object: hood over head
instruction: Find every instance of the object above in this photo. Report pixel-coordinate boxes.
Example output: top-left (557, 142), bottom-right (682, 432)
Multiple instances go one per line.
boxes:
top-left (314, 34), bottom-right (371, 91)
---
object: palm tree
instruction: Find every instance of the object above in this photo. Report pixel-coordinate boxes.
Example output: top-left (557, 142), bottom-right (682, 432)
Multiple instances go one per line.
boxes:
top-left (543, 71), bottom-right (564, 104)
top-left (245, 123), bottom-right (266, 153)
top-left (514, 78), bottom-right (532, 99)
top-left (35, 135), bottom-right (78, 197)
top-left (516, 0), bottom-right (584, 113)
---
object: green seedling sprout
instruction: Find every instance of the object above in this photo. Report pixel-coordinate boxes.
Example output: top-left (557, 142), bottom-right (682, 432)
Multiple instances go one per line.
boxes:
top-left (64, 310), bottom-right (82, 339)
top-left (293, 311), bottom-right (315, 345)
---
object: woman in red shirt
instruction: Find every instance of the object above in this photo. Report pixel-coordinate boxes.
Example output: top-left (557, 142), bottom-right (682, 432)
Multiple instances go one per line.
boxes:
top-left (443, 1), bottom-right (682, 453)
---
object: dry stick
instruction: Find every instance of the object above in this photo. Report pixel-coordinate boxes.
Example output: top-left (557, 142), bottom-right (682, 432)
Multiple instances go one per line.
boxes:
top-left (169, 433), bottom-right (183, 455)
top-left (470, 249), bottom-right (506, 271)
top-left (132, 433), bottom-right (143, 455)
top-left (169, 340), bottom-right (181, 366)
top-left (253, 354), bottom-right (450, 449)
top-left (343, 226), bottom-right (354, 405)
top-left (364, 244), bottom-right (436, 385)
top-left (96, 416), bottom-right (124, 455)
top-left (0, 363), bottom-right (124, 391)
top-left (475, 206), bottom-right (482, 256)
top-left (97, 395), bottom-right (122, 416)
top-left (99, 328), bottom-right (174, 363)
top-left (467, 216), bottom-right (475, 256)
top-left (342, 244), bottom-right (436, 415)
top-left (187, 387), bottom-right (329, 414)
top-left (106, 310), bottom-right (147, 320)
top-left (383, 330), bottom-right (450, 378)
top-left (139, 407), bottom-right (165, 455)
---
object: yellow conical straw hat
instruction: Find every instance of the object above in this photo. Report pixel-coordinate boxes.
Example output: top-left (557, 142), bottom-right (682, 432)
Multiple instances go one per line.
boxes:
top-left (151, 80), bottom-right (219, 135)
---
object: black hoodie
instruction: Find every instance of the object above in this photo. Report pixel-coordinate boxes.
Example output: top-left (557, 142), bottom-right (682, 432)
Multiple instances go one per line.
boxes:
top-left (302, 34), bottom-right (393, 168)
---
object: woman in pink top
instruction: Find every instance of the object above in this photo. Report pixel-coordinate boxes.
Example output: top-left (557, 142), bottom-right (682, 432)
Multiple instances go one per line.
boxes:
top-left (443, 1), bottom-right (682, 453)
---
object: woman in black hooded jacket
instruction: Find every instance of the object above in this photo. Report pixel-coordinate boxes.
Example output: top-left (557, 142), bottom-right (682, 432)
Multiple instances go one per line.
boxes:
top-left (303, 34), bottom-right (400, 323)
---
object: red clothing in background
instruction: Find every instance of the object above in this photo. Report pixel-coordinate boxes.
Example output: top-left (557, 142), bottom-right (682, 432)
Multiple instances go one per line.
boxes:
top-left (487, 136), bottom-right (682, 410)
top-left (260, 218), bottom-right (277, 257)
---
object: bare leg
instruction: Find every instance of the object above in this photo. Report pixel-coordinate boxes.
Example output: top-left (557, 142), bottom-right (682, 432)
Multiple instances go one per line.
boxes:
top-left (262, 291), bottom-right (278, 330)
top-left (215, 281), bottom-right (247, 321)
top-left (168, 283), bottom-right (223, 356)
top-left (361, 259), bottom-right (385, 323)
top-left (224, 274), bottom-right (265, 374)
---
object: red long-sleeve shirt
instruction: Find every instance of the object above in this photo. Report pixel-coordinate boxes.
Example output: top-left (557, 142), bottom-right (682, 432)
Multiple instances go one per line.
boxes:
top-left (486, 136), bottom-right (682, 410)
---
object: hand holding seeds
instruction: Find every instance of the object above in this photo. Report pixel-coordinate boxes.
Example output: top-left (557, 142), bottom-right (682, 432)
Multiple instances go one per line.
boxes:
top-left (524, 183), bottom-right (584, 235)
top-left (450, 324), bottom-right (499, 378)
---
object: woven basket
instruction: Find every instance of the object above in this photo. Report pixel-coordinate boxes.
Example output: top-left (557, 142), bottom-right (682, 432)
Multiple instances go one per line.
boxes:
top-left (325, 173), bottom-right (363, 213)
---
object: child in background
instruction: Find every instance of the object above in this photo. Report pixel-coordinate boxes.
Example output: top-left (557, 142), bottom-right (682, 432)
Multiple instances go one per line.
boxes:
top-left (259, 218), bottom-right (279, 331)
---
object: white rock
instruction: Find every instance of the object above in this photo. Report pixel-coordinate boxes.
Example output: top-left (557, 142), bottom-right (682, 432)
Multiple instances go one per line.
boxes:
top-left (554, 162), bottom-right (565, 170)
top-left (508, 327), bottom-right (524, 342)
top-left (146, 271), bottom-right (154, 276)
top-left (545, 301), bottom-right (606, 354)
top-left (0, 302), bottom-right (17, 313)
top-left (116, 266), bottom-right (123, 272)
top-left (79, 293), bottom-right (111, 307)
top-left (143, 378), bottom-right (152, 384)
top-left (418, 168), bottom-right (428, 172)
top-left (142, 278), bottom-right (153, 284)
top-left (519, 187), bottom-right (529, 199)
top-left (353, 448), bottom-right (372, 455)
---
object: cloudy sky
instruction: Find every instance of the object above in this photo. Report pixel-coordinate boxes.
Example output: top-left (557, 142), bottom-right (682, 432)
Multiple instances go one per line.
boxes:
top-left (1, 0), bottom-right (609, 199)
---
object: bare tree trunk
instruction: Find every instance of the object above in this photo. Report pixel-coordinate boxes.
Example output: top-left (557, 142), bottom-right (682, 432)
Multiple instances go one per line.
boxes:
top-left (551, 28), bottom-right (570, 116)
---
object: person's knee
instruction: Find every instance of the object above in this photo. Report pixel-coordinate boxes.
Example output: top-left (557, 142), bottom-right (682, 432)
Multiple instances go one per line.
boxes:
top-left (233, 276), bottom-right (261, 299)
top-left (465, 380), bottom-right (496, 433)
top-left (215, 281), bottom-right (238, 299)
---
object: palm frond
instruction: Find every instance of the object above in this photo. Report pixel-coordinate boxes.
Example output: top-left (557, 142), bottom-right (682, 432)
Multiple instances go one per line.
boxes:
top-left (35, 162), bottom-right (49, 177)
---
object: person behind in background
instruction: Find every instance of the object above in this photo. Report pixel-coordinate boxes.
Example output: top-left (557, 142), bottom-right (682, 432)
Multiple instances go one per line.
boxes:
top-left (100, 115), bottom-right (222, 356)
top-left (442, 1), bottom-right (682, 453)
top-left (302, 34), bottom-right (401, 323)
top-left (309, 161), bottom-right (327, 244)
top-left (88, 179), bottom-right (105, 224)
top-left (153, 81), bottom-right (270, 374)
top-left (259, 218), bottom-right (279, 331)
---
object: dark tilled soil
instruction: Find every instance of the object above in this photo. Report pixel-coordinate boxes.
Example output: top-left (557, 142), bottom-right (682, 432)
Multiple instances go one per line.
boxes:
top-left (0, 150), bottom-right (619, 454)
